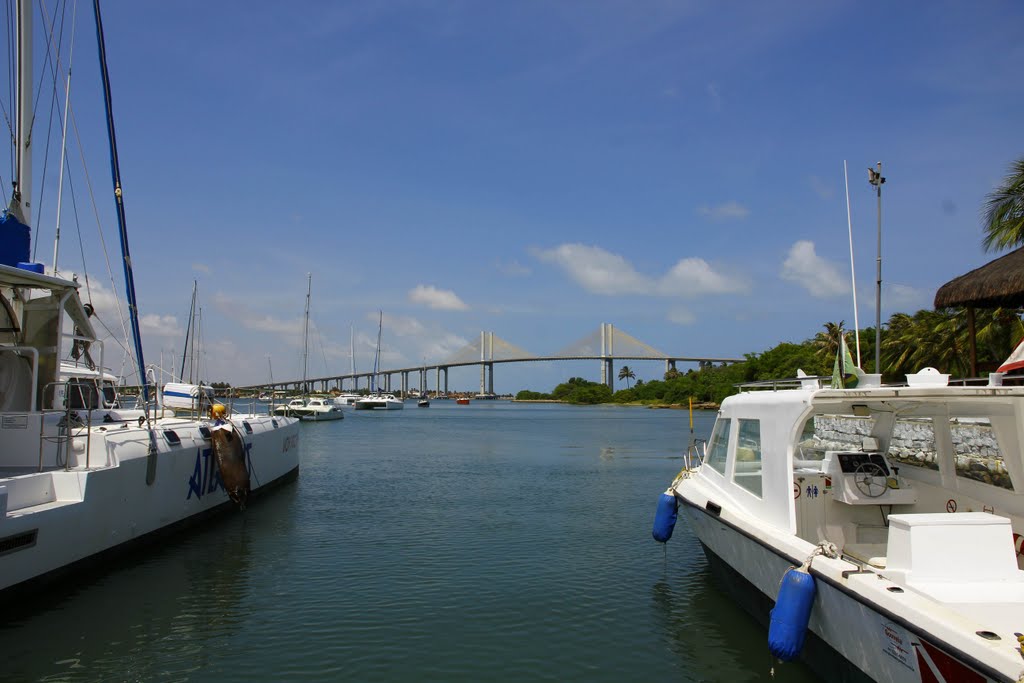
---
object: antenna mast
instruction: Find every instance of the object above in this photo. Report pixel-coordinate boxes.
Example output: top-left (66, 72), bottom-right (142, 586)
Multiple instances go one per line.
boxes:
top-left (844, 161), bottom-right (861, 366)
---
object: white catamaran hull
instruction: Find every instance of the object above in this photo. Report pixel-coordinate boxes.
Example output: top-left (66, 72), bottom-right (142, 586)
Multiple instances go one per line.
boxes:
top-left (0, 413), bottom-right (299, 597)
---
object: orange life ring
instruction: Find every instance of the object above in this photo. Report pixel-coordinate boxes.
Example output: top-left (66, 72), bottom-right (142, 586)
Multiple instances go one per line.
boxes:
top-left (1014, 532), bottom-right (1023, 557)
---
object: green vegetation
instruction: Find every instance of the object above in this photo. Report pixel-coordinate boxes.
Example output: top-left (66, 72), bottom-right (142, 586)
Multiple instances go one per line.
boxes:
top-left (516, 307), bottom-right (1024, 407)
top-left (982, 157), bottom-right (1024, 253)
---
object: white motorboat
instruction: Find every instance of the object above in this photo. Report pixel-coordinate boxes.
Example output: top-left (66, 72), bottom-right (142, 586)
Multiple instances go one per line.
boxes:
top-left (354, 393), bottom-right (404, 411)
top-left (273, 397), bottom-right (307, 417)
top-left (333, 393), bottom-right (361, 408)
top-left (653, 368), bottom-right (1024, 682)
top-left (298, 396), bottom-right (344, 421)
top-left (0, 2), bottom-right (299, 601)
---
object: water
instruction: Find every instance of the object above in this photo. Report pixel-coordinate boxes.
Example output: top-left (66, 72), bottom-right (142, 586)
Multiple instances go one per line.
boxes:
top-left (4, 402), bottom-right (819, 682)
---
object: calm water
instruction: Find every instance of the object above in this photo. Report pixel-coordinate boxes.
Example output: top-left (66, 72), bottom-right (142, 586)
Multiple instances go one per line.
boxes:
top-left (4, 402), bottom-right (819, 682)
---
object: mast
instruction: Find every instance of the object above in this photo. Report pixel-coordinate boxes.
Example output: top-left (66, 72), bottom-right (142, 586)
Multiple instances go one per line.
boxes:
top-left (302, 273), bottom-right (311, 394)
top-left (93, 0), bottom-right (148, 400)
top-left (179, 281), bottom-right (197, 382)
top-left (373, 311), bottom-right (382, 393)
top-left (52, 0), bottom-right (78, 274)
top-left (10, 0), bottom-right (32, 225)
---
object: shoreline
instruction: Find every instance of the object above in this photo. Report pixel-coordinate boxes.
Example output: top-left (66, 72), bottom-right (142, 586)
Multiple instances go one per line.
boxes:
top-left (512, 399), bottom-right (720, 410)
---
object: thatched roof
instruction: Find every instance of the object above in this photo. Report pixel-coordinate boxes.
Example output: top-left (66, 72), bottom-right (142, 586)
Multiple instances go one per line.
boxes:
top-left (934, 246), bottom-right (1024, 309)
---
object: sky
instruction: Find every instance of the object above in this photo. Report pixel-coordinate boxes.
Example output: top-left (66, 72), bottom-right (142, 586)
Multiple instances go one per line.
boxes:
top-left (7, 1), bottom-right (1024, 394)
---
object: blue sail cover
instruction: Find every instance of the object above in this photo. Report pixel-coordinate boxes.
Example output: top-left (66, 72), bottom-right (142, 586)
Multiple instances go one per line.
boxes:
top-left (0, 211), bottom-right (31, 267)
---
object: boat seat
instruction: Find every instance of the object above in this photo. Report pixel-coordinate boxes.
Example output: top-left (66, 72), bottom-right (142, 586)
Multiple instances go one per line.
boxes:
top-left (842, 543), bottom-right (887, 568)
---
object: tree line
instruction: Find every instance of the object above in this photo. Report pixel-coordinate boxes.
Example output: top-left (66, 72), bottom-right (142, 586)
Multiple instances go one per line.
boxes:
top-left (516, 307), bottom-right (1023, 406)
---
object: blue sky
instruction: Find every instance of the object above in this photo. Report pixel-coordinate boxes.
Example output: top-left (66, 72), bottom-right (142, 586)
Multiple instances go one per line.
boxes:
top-left (11, 1), bottom-right (1024, 393)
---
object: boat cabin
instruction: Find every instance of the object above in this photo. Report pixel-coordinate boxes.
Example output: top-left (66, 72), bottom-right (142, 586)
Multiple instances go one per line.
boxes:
top-left (700, 379), bottom-right (1024, 580)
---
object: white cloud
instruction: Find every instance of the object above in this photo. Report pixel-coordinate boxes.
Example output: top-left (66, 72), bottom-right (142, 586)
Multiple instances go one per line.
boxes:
top-left (140, 313), bottom-right (182, 338)
top-left (535, 243), bottom-right (747, 298)
top-left (697, 201), bottom-right (749, 221)
top-left (192, 263), bottom-right (211, 274)
top-left (781, 240), bottom-right (849, 298)
top-left (408, 284), bottom-right (469, 311)
top-left (534, 243), bottom-right (652, 295)
top-left (659, 257), bottom-right (747, 296)
top-left (241, 314), bottom-right (303, 335)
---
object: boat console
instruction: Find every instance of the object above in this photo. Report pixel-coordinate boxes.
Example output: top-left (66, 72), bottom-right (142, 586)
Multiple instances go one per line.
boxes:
top-left (822, 451), bottom-right (918, 505)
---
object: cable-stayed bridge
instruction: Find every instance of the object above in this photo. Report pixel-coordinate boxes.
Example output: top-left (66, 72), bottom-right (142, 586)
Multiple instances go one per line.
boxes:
top-left (239, 323), bottom-right (743, 396)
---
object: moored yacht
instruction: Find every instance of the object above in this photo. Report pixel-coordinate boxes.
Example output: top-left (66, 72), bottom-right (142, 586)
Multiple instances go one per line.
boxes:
top-left (653, 368), bottom-right (1024, 682)
top-left (299, 396), bottom-right (344, 421)
top-left (0, 1), bottom-right (300, 602)
top-left (354, 393), bottom-right (404, 410)
top-left (333, 393), bottom-right (361, 408)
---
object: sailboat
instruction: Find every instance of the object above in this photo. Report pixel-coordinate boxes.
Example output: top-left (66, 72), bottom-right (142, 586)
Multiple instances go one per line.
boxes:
top-left (0, 1), bottom-right (300, 601)
top-left (333, 325), bottom-right (361, 408)
top-left (273, 275), bottom-right (342, 421)
top-left (355, 312), bottom-right (403, 410)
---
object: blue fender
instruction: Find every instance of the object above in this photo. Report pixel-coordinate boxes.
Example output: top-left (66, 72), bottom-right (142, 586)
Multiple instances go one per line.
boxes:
top-left (652, 492), bottom-right (678, 543)
top-left (768, 566), bottom-right (817, 661)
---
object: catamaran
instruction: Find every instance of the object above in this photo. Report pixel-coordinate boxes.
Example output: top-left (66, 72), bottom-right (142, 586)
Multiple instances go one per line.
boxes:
top-left (355, 311), bottom-right (404, 411)
top-left (0, 1), bottom-right (299, 601)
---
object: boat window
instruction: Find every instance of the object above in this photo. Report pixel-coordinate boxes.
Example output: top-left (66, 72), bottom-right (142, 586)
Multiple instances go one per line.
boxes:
top-left (66, 380), bottom-right (99, 410)
top-left (0, 292), bottom-right (19, 343)
top-left (242, 421), bottom-right (253, 434)
top-left (163, 430), bottom-right (181, 445)
top-left (886, 417), bottom-right (939, 472)
top-left (704, 417), bottom-right (731, 475)
top-left (100, 383), bottom-right (118, 408)
top-left (950, 417), bottom-right (1013, 491)
top-left (733, 419), bottom-right (763, 497)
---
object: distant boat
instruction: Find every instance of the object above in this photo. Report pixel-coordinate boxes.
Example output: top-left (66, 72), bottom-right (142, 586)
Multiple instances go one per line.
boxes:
top-left (456, 397), bottom-right (470, 405)
top-left (273, 397), bottom-right (307, 417)
top-left (297, 396), bottom-right (344, 421)
top-left (417, 396), bottom-right (430, 407)
top-left (354, 393), bottom-right (404, 410)
top-left (333, 393), bottom-right (361, 408)
top-left (474, 393), bottom-right (497, 400)
top-left (355, 312), bottom-right (404, 411)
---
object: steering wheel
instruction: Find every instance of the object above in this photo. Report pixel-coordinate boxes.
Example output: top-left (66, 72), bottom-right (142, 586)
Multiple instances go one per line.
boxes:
top-left (853, 461), bottom-right (888, 498)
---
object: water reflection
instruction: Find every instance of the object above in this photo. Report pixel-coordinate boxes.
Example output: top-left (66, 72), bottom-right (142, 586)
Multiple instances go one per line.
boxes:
top-left (650, 536), bottom-right (819, 682)
top-left (4, 510), bottom-right (264, 682)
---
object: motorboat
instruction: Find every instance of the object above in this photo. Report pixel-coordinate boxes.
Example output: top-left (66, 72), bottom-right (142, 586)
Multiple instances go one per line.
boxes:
top-left (417, 395), bottom-right (430, 407)
top-left (273, 398), bottom-right (307, 417)
top-left (652, 368), bottom-right (1024, 682)
top-left (299, 396), bottom-right (344, 421)
top-left (456, 397), bottom-right (470, 405)
top-left (0, 2), bottom-right (300, 601)
top-left (333, 393), bottom-right (361, 408)
top-left (354, 393), bottom-right (404, 411)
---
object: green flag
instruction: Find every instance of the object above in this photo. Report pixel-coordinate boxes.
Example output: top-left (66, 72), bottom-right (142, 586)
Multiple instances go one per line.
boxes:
top-left (831, 333), bottom-right (859, 389)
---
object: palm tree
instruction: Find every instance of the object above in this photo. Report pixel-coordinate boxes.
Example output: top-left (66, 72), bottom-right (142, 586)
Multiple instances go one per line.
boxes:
top-left (982, 157), bottom-right (1024, 252)
top-left (618, 365), bottom-right (636, 388)
top-left (811, 321), bottom-right (845, 368)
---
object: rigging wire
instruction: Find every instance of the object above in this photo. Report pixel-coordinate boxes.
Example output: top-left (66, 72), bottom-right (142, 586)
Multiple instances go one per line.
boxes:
top-left (5, 1), bottom-right (15, 186)
top-left (30, 0), bottom-right (68, 253)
